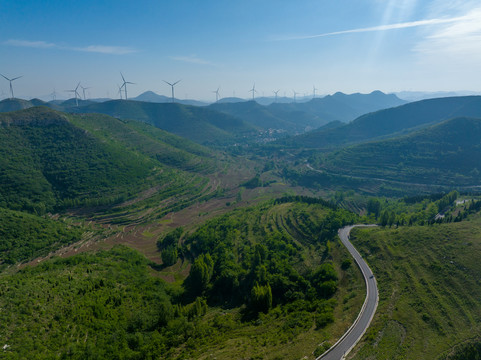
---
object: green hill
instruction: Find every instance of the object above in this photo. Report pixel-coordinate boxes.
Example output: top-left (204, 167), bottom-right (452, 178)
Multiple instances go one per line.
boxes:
top-left (70, 100), bottom-right (257, 146)
top-left (0, 107), bottom-right (220, 215)
top-left (287, 96), bottom-right (481, 149)
top-left (0, 198), bottom-right (362, 360)
top-left (350, 209), bottom-right (481, 359)
top-left (319, 117), bottom-right (481, 186)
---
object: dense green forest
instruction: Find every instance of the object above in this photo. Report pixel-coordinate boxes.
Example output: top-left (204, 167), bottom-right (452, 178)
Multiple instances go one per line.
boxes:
top-left (0, 207), bottom-right (83, 267)
top-left (0, 107), bottom-right (222, 220)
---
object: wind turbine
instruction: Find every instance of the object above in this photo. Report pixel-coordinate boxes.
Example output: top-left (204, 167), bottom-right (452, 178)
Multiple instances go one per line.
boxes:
top-left (273, 89), bottom-right (280, 103)
top-left (80, 85), bottom-right (91, 100)
top-left (212, 87), bottom-right (220, 102)
top-left (117, 84), bottom-right (124, 99)
top-left (313, 85), bottom-right (318, 99)
top-left (0, 74), bottom-right (22, 99)
top-left (50, 89), bottom-right (57, 100)
top-left (292, 90), bottom-right (298, 103)
top-left (249, 83), bottom-right (257, 100)
top-left (163, 80), bottom-right (181, 103)
top-left (120, 72), bottom-right (134, 100)
top-left (65, 82), bottom-right (81, 106)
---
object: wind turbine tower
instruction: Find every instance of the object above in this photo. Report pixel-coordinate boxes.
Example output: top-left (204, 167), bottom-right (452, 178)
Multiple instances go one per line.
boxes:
top-left (249, 83), bottom-right (257, 100)
top-left (0, 74), bottom-right (22, 99)
top-left (292, 90), bottom-right (298, 103)
top-left (117, 84), bottom-right (124, 99)
top-left (65, 82), bottom-right (81, 106)
top-left (313, 85), bottom-right (318, 99)
top-left (80, 85), bottom-right (91, 100)
top-left (163, 80), bottom-right (181, 103)
top-left (212, 87), bottom-right (220, 102)
top-left (273, 89), bottom-right (280, 103)
top-left (120, 72), bottom-right (135, 100)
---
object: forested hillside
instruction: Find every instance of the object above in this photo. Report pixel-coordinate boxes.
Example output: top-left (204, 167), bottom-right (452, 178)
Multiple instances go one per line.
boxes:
top-left (0, 199), bottom-right (363, 360)
top-left (70, 100), bottom-right (257, 146)
top-left (0, 107), bottom-right (221, 216)
top-left (317, 117), bottom-right (481, 186)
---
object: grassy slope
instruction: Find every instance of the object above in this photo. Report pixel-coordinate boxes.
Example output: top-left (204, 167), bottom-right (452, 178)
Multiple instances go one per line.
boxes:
top-left (349, 215), bottom-right (481, 359)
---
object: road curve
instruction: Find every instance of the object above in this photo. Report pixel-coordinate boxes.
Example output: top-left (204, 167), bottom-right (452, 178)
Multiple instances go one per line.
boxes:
top-left (317, 225), bottom-right (379, 360)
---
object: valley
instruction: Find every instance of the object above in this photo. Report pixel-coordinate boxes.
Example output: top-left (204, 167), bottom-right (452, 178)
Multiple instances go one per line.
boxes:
top-left (1, 92), bottom-right (481, 360)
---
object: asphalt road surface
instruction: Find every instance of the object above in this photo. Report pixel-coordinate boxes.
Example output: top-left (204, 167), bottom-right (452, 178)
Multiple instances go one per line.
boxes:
top-left (317, 225), bottom-right (378, 360)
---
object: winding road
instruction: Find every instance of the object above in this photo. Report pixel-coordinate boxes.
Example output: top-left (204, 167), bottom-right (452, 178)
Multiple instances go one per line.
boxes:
top-left (317, 225), bottom-right (379, 360)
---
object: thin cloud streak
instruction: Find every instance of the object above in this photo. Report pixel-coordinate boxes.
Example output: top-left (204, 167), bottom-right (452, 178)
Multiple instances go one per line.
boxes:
top-left (279, 16), bottom-right (465, 40)
top-left (4, 39), bottom-right (137, 55)
top-left (413, 6), bottom-right (481, 59)
top-left (4, 39), bottom-right (57, 49)
top-left (170, 55), bottom-right (215, 66)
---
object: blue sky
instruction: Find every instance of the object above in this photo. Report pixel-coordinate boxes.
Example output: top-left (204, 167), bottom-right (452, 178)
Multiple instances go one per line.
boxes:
top-left (1, 0), bottom-right (481, 101)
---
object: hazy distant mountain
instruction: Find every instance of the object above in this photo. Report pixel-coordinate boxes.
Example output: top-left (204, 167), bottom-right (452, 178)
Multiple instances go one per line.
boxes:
top-left (395, 90), bottom-right (481, 102)
top-left (69, 100), bottom-right (257, 146)
top-left (286, 95), bottom-right (481, 149)
top-left (0, 98), bottom-right (48, 112)
top-left (216, 97), bottom-right (247, 104)
top-left (320, 117), bottom-right (481, 186)
top-left (133, 91), bottom-right (208, 106)
top-left (209, 91), bottom-right (406, 134)
top-left (209, 100), bottom-right (322, 133)
top-left (269, 91), bottom-right (407, 123)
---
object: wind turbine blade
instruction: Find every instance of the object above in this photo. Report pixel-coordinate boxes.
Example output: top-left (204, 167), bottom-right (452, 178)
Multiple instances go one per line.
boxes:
top-left (0, 74), bottom-right (10, 81)
top-left (11, 76), bottom-right (22, 81)
top-left (163, 80), bottom-right (173, 86)
top-left (120, 72), bottom-right (126, 82)
top-left (173, 80), bottom-right (181, 86)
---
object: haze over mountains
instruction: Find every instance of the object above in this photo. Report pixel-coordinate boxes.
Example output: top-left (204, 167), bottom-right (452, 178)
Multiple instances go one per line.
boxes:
top-left (0, 90), bottom-right (407, 143)
top-left (286, 95), bottom-right (481, 149)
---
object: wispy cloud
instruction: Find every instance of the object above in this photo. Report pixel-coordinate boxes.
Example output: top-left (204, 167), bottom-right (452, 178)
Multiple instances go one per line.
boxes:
top-left (75, 45), bottom-right (136, 55)
top-left (277, 16), bottom-right (465, 41)
top-left (170, 55), bottom-right (215, 66)
top-left (4, 39), bottom-right (137, 55)
top-left (414, 6), bottom-right (481, 59)
top-left (4, 39), bottom-right (57, 49)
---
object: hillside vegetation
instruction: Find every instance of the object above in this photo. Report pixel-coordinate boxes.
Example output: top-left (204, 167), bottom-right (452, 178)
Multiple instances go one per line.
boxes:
top-left (317, 117), bottom-right (481, 186)
top-left (286, 95), bottom-right (481, 149)
top-left (0, 207), bottom-right (83, 267)
top-left (71, 100), bottom-right (257, 146)
top-left (0, 199), bottom-right (363, 360)
top-left (349, 209), bottom-right (481, 359)
top-left (0, 107), bottom-right (220, 218)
